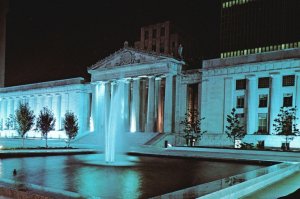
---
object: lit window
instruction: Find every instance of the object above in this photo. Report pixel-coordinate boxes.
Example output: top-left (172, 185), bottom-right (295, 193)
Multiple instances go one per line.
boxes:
top-left (258, 113), bottom-right (268, 133)
top-left (259, 95), bottom-right (268, 108)
top-left (236, 79), bottom-right (246, 90)
top-left (283, 94), bottom-right (293, 107)
top-left (236, 96), bottom-right (245, 108)
top-left (282, 75), bottom-right (295, 87)
top-left (258, 77), bottom-right (269, 88)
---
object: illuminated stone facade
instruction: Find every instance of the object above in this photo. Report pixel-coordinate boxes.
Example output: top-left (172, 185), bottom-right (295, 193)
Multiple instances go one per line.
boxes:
top-left (201, 48), bottom-right (300, 148)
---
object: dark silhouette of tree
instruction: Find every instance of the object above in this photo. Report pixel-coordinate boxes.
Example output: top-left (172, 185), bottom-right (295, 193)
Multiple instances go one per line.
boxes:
top-left (180, 108), bottom-right (206, 146)
top-left (63, 111), bottom-right (79, 148)
top-left (225, 108), bottom-right (246, 147)
top-left (273, 106), bottom-right (299, 150)
top-left (15, 102), bottom-right (35, 147)
top-left (36, 107), bottom-right (56, 148)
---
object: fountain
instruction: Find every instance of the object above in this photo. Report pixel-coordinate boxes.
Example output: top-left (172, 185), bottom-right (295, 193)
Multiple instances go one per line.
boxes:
top-left (105, 81), bottom-right (126, 163)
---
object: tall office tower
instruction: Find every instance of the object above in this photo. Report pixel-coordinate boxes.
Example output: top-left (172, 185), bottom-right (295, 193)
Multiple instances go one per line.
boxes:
top-left (0, 0), bottom-right (9, 87)
top-left (220, 0), bottom-right (300, 58)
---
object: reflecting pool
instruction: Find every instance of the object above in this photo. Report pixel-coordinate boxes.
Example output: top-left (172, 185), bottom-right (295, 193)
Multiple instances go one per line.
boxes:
top-left (0, 154), bottom-right (265, 198)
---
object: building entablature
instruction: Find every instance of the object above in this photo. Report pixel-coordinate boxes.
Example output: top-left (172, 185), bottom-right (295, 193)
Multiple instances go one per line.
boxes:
top-left (0, 77), bottom-right (91, 98)
top-left (203, 48), bottom-right (300, 69)
top-left (201, 59), bottom-right (300, 78)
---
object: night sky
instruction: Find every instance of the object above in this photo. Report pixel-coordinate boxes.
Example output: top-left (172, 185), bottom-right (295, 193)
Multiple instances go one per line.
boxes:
top-left (5, 0), bottom-right (220, 86)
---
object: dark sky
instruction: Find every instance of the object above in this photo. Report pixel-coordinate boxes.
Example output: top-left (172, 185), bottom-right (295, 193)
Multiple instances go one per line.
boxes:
top-left (5, 0), bottom-right (220, 86)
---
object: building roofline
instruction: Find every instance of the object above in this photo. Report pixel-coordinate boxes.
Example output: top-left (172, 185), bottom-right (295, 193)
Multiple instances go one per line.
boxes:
top-left (203, 48), bottom-right (300, 69)
top-left (0, 77), bottom-right (86, 93)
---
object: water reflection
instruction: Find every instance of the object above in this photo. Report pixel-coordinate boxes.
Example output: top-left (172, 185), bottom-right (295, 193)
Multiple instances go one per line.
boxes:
top-left (0, 155), bottom-right (264, 198)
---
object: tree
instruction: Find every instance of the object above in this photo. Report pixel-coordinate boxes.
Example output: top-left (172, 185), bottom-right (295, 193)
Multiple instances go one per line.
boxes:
top-left (5, 114), bottom-right (16, 130)
top-left (180, 108), bottom-right (206, 146)
top-left (36, 107), bottom-right (56, 148)
top-left (225, 108), bottom-right (246, 147)
top-left (63, 111), bottom-right (79, 148)
top-left (273, 106), bottom-right (300, 150)
top-left (15, 102), bottom-right (35, 147)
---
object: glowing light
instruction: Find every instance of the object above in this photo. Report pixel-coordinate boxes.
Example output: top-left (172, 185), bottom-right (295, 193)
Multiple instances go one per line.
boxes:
top-left (0, 145), bottom-right (3, 149)
top-left (130, 113), bottom-right (136, 133)
top-left (89, 117), bottom-right (94, 132)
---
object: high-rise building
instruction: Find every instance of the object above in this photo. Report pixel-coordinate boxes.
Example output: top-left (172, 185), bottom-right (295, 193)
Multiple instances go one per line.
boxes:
top-left (220, 0), bottom-right (300, 58)
top-left (0, 0), bottom-right (9, 87)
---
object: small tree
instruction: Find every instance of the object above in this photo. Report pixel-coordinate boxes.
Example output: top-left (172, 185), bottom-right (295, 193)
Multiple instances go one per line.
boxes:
top-left (5, 114), bottom-right (16, 130)
top-left (273, 106), bottom-right (300, 150)
top-left (63, 111), bottom-right (79, 148)
top-left (225, 108), bottom-right (246, 147)
top-left (36, 107), bottom-right (56, 148)
top-left (15, 102), bottom-right (35, 147)
top-left (180, 108), bottom-right (206, 146)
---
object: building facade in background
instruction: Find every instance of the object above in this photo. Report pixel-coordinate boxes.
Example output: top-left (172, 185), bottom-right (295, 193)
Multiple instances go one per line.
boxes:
top-left (220, 0), bottom-right (300, 58)
top-left (0, 0), bottom-right (9, 87)
top-left (134, 21), bottom-right (199, 66)
top-left (201, 48), bottom-right (300, 147)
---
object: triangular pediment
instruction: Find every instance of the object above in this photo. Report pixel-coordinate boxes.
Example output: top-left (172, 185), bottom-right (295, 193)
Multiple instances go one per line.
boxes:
top-left (88, 47), bottom-right (179, 71)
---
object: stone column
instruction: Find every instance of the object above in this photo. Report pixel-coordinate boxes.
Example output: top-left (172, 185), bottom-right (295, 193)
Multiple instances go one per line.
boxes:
top-left (60, 93), bottom-right (69, 129)
top-left (45, 94), bottom-right (52, 110)
top-left (1, 98), bottom-right (7, 128)
top-left (130, 78), bottom-right (140, 132)
top-left (7, 98), bottom-right (13, 118)
top-left (269, 72), bottom-right (281, 134)
top-left (223, 77), bottom-right (234, 133)
top-left (155, 77), bottom-right (163, 133)
top-left (246, 75), bottom-right (257, 134)
top-left (52, 94), bottom-right (61, 130)
top-left (179, 83), bottom-right (187, 133)
top-left (146, 76), bottom-right (155, 132)
top-left (164, 74), bottom-right (174, 133)
top-left (123, 80), bottom-right (130, 132)
top-left (296, 71), bottom-right (300, 130)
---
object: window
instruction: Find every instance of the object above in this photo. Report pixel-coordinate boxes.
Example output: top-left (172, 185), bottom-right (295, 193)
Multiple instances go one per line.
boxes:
top-left (160, 27), bottom-right (165, 36)
top-left (258, 113), bottom-right (268, 133)
top-left (283, 94), bottom-right (293, 107)
top-left (160, 41), bottom-right (165, 53)
top-left (259, 95), bottom-right (268, 108)
top-left (236, 96), bottom-right (244, 108)
top-left (152, 43), bottom-right (156, 51)
top-left (236, 113), bottom-right (245, 126)
top-left (258, 77), bottom-right (269, 88)
top-left (144, 31), bottom-right (149, 39)
top-left (282, 75), bottom-right (295, 87)
top-left (152, 29), bottom-right (157, 38)
top-left (236, 79), bottom-right (246, 90)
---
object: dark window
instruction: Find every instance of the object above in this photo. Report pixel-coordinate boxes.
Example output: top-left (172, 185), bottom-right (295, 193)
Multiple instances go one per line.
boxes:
top-left (283, 94), bottom-right (293, 107)
top-left (160, 41), bottom-right (165, 53)
top-left (237, 96), bottom-right (244, 108)
top-left (160, 27), bottom-right (165, 36)
top-left (152, 29), bottom-right (157, 38)
top-left (145, 31), bottom-right (149, 39)
top-left (236, 113), bottom-right (245, 125)
top-left (236, 79), bottom-right (246, 90)
top-left (283, 75), bottom-right (295, 87)
top-left (258, 113), bottom-right (268, 133)
top-left (258, 77), bottom-right (270, 88)
top-left (259, 95), bottom-right (268, 107)
top-left (152, 43), bottom-right (156, 51)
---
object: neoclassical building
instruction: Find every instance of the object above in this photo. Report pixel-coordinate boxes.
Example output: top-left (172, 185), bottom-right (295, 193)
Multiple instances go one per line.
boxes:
top-left (1, 45), bottom-right (300, 148)
top-left (201, 48), bottom-right (300, 148)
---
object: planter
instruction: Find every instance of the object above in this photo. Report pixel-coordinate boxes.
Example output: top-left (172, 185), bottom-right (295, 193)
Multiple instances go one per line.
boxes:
top-left (281, 142), bottom-right (290, 151)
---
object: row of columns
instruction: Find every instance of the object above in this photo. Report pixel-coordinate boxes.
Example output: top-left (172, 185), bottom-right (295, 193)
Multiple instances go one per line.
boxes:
top-left (93, 74), bottom-right (176, 134)
top-left (0, 93), bottom-right (70, 131)
top-left (224, 72), bottom-right (300, 134)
